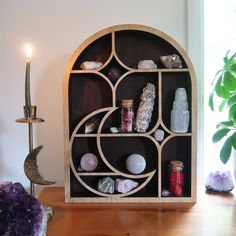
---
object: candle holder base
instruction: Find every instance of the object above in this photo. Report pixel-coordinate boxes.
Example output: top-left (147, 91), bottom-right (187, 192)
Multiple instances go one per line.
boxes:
top-left (16, 106), bottom-right (44, 123)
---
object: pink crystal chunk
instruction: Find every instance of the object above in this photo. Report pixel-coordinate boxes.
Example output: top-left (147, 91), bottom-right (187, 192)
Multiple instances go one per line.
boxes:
top-left (115, 178), bottom-right (139, 193)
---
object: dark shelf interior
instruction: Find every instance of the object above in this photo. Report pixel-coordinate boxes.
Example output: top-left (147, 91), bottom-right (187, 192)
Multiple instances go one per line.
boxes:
top-left (161, 72), bottom-right (192, 132)
top-left (116, 72), bottom-right (159, 132)
top-left (100, 57), bottom-right (128, 84)
top-left (71, 172), bottom-right (158, 198)
top-left (72, 137), bottom-right (111, 173)
top-left (100, 136), bottom-right (158, 174)
top-left (161, 136), bottom-right (192, 197)
top-left (69, 74), bottom-right (112, 136)
top-left (115, 30), bottom-right (187, 69)
top-left (72, 34), bottom-right (112, 70)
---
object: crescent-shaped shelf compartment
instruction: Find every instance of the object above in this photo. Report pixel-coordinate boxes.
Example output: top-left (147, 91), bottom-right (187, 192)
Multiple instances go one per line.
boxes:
top-left (64, 24), bottom-right (197, 203)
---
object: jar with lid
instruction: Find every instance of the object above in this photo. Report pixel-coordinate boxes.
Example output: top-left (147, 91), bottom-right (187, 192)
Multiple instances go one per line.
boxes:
top-left (120, 99), bottom-right (134, 133)
top-left (169, 160), bottom-right (184, 197)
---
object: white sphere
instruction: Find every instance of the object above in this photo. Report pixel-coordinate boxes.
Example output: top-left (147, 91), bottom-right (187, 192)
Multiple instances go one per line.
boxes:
top-left (126, 154), bottom-right (146, 174)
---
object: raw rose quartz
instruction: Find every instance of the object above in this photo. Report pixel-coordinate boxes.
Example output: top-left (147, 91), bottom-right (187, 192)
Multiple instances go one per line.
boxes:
top-left (115, 178), bottom-right (139, 193)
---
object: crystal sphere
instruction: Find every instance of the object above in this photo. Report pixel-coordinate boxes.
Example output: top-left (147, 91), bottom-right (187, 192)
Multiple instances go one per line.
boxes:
top-left (126, 154), bottom-right (146, 174)
top-left (80, 153), bottom-right (98, 172)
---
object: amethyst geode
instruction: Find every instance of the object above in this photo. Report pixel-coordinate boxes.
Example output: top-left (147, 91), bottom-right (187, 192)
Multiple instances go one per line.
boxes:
top-left (205, 171), bottom-right (234, 193)
top-left (0, 182), bottom-right (46, 236)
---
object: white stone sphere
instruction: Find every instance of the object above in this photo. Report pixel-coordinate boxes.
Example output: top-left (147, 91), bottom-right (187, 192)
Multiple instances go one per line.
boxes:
top-left (80, 153), bottom-right (98, 172)
top-left (126, 154), bottom-right (146, 174)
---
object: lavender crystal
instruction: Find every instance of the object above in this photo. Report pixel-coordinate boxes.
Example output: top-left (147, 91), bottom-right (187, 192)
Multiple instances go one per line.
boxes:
top-left (0, 182), bottom-right (46, 236)
top-left (205, 171), bottom-right (234, 193)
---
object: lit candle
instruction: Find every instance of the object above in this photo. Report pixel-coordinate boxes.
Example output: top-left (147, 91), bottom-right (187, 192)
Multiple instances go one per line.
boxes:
top-left (25, 44), bottom-right (32, 107)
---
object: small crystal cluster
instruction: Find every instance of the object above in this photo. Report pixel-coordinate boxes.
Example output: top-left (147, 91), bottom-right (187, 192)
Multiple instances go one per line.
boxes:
top-left (205, 171), bottom-right (234, 193)
top-left (0, 182), bottom-right (46, 236)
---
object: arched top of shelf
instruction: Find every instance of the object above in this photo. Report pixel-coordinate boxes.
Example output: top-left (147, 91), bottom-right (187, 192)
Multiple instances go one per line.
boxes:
top-left (64, 24), bottom-right (197, 86)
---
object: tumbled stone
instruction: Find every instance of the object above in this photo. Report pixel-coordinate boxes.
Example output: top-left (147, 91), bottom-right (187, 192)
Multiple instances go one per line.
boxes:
top-left (153, 129), bottom-right (165, 141)
top-left (161, 189), bottom-right (170, 197)
top-left (115, 178), bottom-right (139, 193)
top-left (110, 127), bottom-right (119, 133)
top-left (205, 171), bottom-right (234, 193)
top-left (80, 61), bottom-right (103, 70)
top-left (137, 60), bottom-right (157, 70)
top-left (97, 177), bottom-right (114, 194)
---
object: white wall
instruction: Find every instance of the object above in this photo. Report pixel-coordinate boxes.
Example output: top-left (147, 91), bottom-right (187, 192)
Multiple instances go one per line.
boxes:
top-left (0, 0), bottom-right (202, 194)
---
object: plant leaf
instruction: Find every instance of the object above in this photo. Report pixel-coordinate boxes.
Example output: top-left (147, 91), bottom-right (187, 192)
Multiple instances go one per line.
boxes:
top-left (217, 120), bottom-right (234, 128)
top-left (219, 99), bottom-right (227, 112)
top-left (208, 90), bottom-right (214, 111)
top-left (227, 94), bottom-right (236, 107)
top-left (212, 128), bottom-right (230, 143)
top-left (230, 63), bottom-right (236, 73)
top-left (220, 136), bottom-right (232, 164)
top-left (222, 71), bottom-right (236, 91)
top-left (215, 75), bottom-right (230, 99)
top-left (231, 132), bottom-right (236, 150)
top-left (229, 103), bottom-right (236, 123)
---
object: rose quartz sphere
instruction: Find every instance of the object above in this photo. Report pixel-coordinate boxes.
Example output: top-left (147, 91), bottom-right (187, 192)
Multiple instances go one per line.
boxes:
top-left (80, 153), bottom-right (98, 172)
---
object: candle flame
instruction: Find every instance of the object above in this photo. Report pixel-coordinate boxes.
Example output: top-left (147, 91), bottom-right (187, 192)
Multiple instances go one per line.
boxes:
top-left (25, 44), bottom-right (32, 60)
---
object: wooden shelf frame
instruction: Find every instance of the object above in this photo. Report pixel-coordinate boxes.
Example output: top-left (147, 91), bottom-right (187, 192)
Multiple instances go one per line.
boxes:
top-left (64, 24), bottom-right (197, 203)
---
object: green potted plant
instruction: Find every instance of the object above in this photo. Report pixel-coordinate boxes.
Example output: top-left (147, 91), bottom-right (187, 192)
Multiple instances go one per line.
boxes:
top-left (209, 51), bottom-right (236, 164)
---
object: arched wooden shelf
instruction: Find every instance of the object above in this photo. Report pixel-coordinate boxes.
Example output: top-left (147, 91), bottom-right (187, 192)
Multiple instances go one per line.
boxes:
top-left (64, 24), bottom-right (197, 203)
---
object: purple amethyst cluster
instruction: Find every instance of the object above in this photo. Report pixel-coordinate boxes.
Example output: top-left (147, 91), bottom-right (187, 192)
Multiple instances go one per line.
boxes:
top-left (205, 171), bottom-right (234, 193)
top-left (0, 182), bottom-right (46, 236)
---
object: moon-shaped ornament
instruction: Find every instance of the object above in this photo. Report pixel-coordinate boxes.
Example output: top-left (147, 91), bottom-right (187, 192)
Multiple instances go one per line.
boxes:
top-left (24, 145), bottom-right (56, 185)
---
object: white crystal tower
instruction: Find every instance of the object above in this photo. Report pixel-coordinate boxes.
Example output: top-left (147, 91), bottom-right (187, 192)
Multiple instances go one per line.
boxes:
top-left (170, 88), bottom-right (189, 133)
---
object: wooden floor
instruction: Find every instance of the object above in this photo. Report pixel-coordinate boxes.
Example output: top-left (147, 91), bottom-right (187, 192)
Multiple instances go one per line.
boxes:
top-left (39, 187), bottom-right (236, 236)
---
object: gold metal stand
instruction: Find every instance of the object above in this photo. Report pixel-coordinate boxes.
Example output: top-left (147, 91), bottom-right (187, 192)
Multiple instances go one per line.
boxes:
top-left (16, 105), bottom-right (44, 196)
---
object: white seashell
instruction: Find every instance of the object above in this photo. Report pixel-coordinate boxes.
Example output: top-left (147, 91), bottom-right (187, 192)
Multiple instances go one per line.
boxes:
top-left (85, 117), bottom-right (100, 134)
top-left (110, 127), bottom-right (119, 133)
top-left (80, 61), bottom-right (103, 70)
top-left (138, 60), bottom-right (157, 70)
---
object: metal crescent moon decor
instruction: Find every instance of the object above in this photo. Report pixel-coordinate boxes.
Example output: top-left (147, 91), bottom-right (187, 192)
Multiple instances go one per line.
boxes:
top-left (24, 145), bottom-right (56, 185)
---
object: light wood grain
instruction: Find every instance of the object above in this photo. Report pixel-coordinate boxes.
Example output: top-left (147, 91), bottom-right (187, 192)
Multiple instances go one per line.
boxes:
top-left (40, 187), bottom-right (236, 236)
top-left (63, 24), bottom-right (197, 202)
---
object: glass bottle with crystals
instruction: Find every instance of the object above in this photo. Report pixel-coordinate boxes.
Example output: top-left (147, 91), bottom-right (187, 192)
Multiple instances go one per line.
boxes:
top-left (120, 99), bottom-right (134, 133)
top-left (169, 160), bottom-right (184, 196)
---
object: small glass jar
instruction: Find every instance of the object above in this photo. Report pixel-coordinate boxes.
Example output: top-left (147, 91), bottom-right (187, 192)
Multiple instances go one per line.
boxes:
top-left (169, 160), bottom-right (184, 197)
top-left (120, 99), bottom-right (134, 133)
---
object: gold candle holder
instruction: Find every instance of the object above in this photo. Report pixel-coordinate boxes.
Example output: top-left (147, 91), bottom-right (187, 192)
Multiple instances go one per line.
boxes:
top-left (16, 105), bottom-right (45, 196)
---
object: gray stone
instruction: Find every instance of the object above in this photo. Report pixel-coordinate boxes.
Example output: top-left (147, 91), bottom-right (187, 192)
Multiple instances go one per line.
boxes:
top-left (97, 177), bottom-right (114, 194)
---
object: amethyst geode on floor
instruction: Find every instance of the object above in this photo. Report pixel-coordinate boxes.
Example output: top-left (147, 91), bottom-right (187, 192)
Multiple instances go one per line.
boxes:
top-left (0, 182), bottom-right (47, 236)
top-left (205, 171), bottom-right (234, 193)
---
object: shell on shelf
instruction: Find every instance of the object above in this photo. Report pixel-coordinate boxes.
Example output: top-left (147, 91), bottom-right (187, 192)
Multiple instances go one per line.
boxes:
top-left (85, 117), bottom-right (100, 134)
top-left (80, 61), bottom-right (103, 70)
top-left (135, 83), bottom-right (156, 133)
